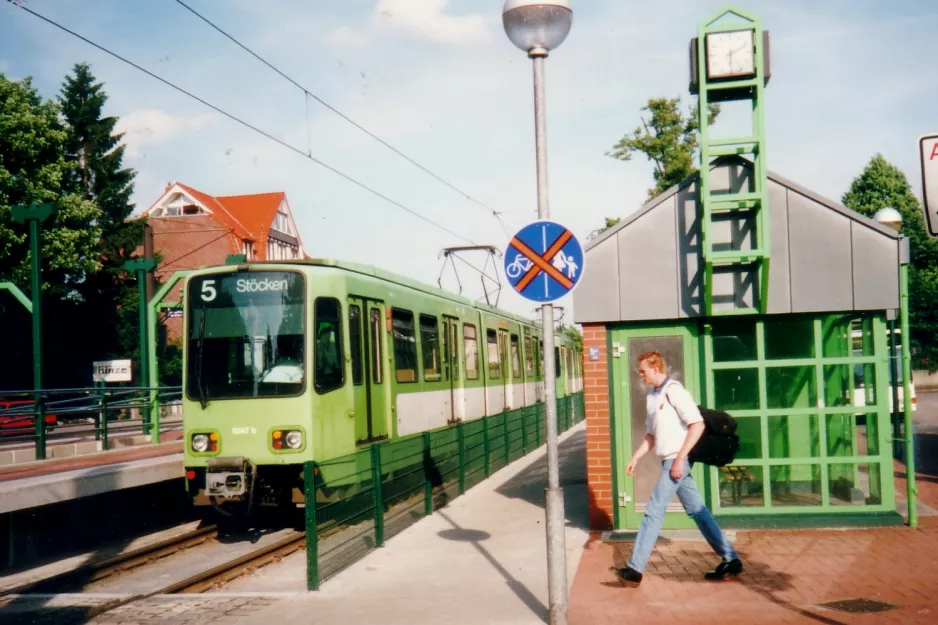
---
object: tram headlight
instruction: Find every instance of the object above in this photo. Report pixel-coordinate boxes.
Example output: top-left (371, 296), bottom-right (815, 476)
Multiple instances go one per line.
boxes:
top-left (191, 433), bottom-right (209, 453)
top-left (285, 430), bottom-right (303, 450)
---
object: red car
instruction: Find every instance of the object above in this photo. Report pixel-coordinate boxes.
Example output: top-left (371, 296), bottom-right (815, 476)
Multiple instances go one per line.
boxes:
top-left (0, 399), bottom-right (58, 437)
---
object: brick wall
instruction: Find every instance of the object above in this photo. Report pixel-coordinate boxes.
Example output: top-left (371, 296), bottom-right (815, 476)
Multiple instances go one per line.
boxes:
top-left (583, 323), bottom-right (614, 530)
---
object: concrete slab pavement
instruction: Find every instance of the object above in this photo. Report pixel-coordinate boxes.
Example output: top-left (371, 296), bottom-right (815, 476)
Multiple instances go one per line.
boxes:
top-left (222, 422), bottom-right (591, 625)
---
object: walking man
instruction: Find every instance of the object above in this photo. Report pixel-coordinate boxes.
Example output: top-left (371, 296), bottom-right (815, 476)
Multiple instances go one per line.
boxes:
top-left (611, 350), bottom-right (742, 587)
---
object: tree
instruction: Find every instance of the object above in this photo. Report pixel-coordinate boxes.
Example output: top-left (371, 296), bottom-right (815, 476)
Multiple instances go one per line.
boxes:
top-left (595, 97), bottom-right (720, 238)
top-left (608, 97), bottom-right (720, 201)
top-left (842, 154), bottom-right (938, 370)
top-left (60, 63), bottom-right (144, 365)
top-left (562, 325), bottom-right (583, 354)
top-left (0, 74), bottom-right (102, 298)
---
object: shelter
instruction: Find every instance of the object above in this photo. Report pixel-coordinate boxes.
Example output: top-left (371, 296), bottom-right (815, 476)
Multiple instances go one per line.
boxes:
top-left (574, 156), bottom-right (909, 529)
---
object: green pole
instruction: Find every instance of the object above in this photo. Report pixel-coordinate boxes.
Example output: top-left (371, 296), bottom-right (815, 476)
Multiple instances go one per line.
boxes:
top-left (124, 259), bottom-right (157, 436)
top-left (146, 269), bottom-right (189, 445)
top-left (371, 443), bottom-right (385, 547)
top-left (900, 263), bottom-right (918, 528)
top-left (12, 203), bottom-right (57, 461)
top-left (303, 461), bottom-right (320, 591)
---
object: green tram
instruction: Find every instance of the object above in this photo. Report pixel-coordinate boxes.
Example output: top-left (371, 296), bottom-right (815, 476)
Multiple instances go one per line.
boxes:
top-left (182, 259), bottom-right (582, 514)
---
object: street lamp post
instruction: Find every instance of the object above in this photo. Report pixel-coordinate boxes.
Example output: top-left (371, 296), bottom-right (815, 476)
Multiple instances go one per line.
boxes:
top-left (502, 2), bottom-right (572, 623)
top-left (873, 207), bottom-right (917, 528)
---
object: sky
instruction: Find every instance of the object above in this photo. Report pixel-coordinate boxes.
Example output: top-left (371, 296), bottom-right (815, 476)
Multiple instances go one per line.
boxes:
top-left (2, 0), bottom-right (937, 322)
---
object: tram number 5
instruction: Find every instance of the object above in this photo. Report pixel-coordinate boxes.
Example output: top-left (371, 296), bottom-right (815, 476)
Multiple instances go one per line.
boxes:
top-left (201, 280), bottom-right (217, 302)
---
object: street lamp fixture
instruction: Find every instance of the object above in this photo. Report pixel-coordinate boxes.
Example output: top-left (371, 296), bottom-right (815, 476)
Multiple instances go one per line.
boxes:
top-left (503, 0), bottom-right (572, 57)
top-left (502, 2), bottom-right (572, 623)
top-left (873, 206), bottom-right (903, 232)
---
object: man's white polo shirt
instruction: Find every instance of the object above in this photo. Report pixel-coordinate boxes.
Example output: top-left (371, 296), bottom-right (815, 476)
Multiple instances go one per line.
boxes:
top-left (646, 378), bottom-right (703, 460)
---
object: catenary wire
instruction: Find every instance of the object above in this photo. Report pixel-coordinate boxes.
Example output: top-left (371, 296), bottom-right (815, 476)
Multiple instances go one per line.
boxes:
top-left (172, 0), bottom-right (507, 224)
top-left (6, 0), bottom-right (476, 245)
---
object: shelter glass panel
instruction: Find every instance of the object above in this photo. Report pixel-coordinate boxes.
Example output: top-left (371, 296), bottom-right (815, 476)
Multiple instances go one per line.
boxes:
top-left (718, 465), bottom-right (764, 508)
top-left (764, 317), bottom-right (814, 360)
top-left (829, 463), bottom-right (882, 506)
top-left (713, 369), bottom-right (759, 410)
top-left (734, 416), bottom-right (763, 460)
top-left (768, 415), bottom-right (820, 459)
top-left (770, 464), bottom-right (822, 507)
top-left (711, 319), bottom-right (756, 362)
top-left (766, 366), bottom-right (816, 409)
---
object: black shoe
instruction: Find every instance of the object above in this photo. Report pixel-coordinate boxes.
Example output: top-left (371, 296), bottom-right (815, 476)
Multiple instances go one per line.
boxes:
top-left (610, 565), bottom-right (643, 587)
top-left (704, 557), bottom-right (743, 580)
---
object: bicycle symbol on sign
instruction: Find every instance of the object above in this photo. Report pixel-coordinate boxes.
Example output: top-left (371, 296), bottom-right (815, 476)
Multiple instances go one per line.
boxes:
top-left (505, 253), bottom-right (534, 279)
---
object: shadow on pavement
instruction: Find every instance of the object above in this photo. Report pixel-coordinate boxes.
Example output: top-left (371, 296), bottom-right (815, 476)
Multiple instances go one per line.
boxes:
top-left (494, 427), bottom-right (589, 531)
top-left (437, 510), bottom-right (548, 623)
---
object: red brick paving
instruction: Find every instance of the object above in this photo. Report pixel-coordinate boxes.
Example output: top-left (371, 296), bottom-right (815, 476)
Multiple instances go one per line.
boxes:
top-left (569, 464), bottom-right (938, 625)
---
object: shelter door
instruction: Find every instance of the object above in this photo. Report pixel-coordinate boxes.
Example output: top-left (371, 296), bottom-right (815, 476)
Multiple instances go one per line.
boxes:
top-left (348, 296), bottom-right (388, 444)
top-left (611, 326), bottom-right (702, 530)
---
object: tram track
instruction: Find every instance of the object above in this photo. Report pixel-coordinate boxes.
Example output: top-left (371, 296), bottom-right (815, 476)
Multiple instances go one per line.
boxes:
top-left (3, 521), bottom-right (307, 620)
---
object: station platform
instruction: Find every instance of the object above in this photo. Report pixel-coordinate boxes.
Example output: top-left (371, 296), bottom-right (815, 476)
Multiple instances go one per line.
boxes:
top-left (0, 441), bottom-right (183, 514)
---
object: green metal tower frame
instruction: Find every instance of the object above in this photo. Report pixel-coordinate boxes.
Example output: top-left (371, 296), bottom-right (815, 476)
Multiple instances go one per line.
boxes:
top-left (693, 6), bottom-right (770, 315)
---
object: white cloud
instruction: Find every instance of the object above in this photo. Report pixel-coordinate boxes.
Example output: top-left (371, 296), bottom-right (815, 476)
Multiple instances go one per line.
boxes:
top-left (325, 26), bottom-right (369, 48)
top-left (115, 109), bottom-right (219, 159)
top-left (374, 0), bottom-right (491, 44)
top-left (327, 0), bottom-right (492, 48)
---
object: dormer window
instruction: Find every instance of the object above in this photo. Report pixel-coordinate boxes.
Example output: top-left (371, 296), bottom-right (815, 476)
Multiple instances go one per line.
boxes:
top-left (183, 204), bottom-right (200, 215)
top-left (273, 208), bottom-right (293, 236)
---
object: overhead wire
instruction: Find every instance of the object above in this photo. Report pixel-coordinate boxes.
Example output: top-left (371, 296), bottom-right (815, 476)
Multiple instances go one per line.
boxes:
top-left (6, 0), bottom-right (475, 245)
top-left (172, 0), bottom-right (508, 229)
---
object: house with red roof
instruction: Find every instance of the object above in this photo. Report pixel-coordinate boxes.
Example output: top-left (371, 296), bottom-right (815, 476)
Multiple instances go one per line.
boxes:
top-left (142, 181), bottom-right (306, 284)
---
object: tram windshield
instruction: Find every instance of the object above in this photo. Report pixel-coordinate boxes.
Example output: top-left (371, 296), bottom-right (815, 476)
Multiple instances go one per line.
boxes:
top-left (186, 271), bottom-right (305, 403)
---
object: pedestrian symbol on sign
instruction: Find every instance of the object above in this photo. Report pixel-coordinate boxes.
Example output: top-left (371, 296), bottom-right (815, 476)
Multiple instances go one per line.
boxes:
top-left (504, 220), bottom-right (585, 303)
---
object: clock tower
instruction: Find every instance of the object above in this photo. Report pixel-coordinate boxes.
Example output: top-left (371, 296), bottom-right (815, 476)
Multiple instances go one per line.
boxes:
top-left (690, 7), bottom-right (771, 315)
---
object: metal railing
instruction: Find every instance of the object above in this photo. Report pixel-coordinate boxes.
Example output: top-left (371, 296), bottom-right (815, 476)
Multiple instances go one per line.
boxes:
top-left (303, 392), bottom-right (585, 590)
top-left (0, 386), bottom-right (182, 460)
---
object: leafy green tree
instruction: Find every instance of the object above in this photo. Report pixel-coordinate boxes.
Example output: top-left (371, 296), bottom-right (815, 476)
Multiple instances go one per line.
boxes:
top-left (60, 63), bottom-right (144, 363)
top-left (607, 96), bottom-right (720, 202)
top-left (842, 154), bottom-right (938, 370)
top-left (562, 325), bottom-right (583, 354)
top-left (595, 97), bottom-right (719, 237)
top-left (0, 74), bottom-right (102, 297)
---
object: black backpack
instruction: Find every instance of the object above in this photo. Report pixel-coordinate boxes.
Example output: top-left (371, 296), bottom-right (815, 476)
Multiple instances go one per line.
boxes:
top-left (664, 391), bottom-right (739, 467)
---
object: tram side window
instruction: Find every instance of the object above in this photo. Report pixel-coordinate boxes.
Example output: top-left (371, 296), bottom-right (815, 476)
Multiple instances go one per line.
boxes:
top-left (420, 314), bottom-right (441, 382)
top-left (349, 305), bottom-right (363, 386)
top-left (464, 324), bottom-right (479, 380)
top-left (524, 336), bottom-right (534, 376)
top-left (511, 334), bottom-right (522, 379)
top-left (315, 298), bottom-right (344, 394)
top-left (554, 347), bottom-right (561, 378)
top-left (392, 309), bottom-right (418, 383)
top-left (487, 329), bottom-right (501, 379)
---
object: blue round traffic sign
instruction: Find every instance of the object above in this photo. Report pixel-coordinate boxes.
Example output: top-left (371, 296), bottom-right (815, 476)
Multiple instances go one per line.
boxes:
top-left (504, 220), bottom-right (585, 303)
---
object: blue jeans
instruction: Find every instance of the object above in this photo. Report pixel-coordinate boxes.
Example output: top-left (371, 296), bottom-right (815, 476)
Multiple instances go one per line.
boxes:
top-left (627, 458), bottom-right (738, 573)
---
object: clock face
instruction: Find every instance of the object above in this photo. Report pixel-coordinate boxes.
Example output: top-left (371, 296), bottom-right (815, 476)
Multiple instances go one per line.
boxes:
top-left (706, 30), bottom-right (755, 79)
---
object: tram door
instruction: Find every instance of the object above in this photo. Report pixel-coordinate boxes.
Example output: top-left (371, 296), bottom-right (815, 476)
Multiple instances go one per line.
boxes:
top-left (498, 328), bottom-right (510, 411)
top-left (348, 297), bottom-right (388, 444)
top-left (442, 316), bottom-right (464, 422)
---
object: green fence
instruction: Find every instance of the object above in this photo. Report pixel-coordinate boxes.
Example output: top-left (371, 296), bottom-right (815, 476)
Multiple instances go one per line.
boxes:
top-left (303, 392), bottom-right (585, 590)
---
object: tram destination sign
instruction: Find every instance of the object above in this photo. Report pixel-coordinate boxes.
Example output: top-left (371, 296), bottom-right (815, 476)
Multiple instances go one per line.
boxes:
top-left (93, 359), bottom-right (132, 383)
top-left (921, 133), bottom-right (938, 238)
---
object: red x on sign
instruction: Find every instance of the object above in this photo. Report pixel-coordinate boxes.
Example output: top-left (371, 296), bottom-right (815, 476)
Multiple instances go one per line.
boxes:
top-left (510, 229), bottom-right (574, 292)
